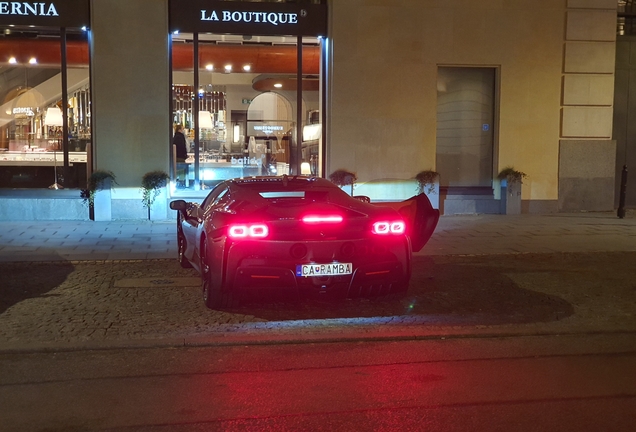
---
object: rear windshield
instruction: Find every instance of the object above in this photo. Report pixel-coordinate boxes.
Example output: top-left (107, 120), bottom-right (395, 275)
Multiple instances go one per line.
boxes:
top-left (258, 189), bottom-right (332, 202)
top-left (259, 191), bottom-right (305, 199)
top-left (236, 182), bottom-right (345, 204)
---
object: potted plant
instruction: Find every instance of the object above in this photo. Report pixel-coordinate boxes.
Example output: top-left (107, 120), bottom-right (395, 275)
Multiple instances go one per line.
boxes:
top-left (497, 167), bottom-right (527, 184)
top-left (141, 170), bottom-right (170, 220)
top-left (497, 167), bottom-right (527, 215)
top-left (415, 169), bottom-right (440, 209)
top-left (329, 169), bottom-right (357, 196)
top-left (80, 170), bottom-right (117, 221)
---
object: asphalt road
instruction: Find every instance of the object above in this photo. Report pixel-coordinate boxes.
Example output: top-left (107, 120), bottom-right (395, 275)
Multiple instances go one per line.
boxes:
top-left (1, 333), bottom-right (635, 431)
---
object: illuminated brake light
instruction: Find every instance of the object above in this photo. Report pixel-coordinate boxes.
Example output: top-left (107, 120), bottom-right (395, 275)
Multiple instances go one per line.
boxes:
top-left (302, 215), bottom-right (343, 224)
top-left (372, 222), bottom-right (390, 234)
top-left (372, 221), bottom-right (405, 235)
top-left (390, 221), bottom-right (405, 234)
top-left (228, 224), bottom-right (268, 238)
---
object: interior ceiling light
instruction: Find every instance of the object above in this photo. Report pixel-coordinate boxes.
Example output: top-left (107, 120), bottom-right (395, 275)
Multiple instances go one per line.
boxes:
top-left (206, 64), bottom-right (214, 71)
top-left (274, 83), bottom-right (283, 88)
top-left (8, 57), bottom-right (17, 64)
top-left (243, 65), bottom-right (251, 72)
top-left (224, 64), bottom-right (232, 72)
top-left (28, 58), bottom-right (37, 64)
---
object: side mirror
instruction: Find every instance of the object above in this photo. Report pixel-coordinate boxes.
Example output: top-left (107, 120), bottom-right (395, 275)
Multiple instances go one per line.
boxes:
top-left (170, 200), bottom-right (187, 211)
top-left (353, 195), bottom-right (371, 203)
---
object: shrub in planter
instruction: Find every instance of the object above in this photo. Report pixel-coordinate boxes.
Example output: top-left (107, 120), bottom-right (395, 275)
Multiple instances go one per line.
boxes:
top-left (415, 170), bottom-right (440, 195)
top-left (497, 166), bottom-right (527, 184)
top-left (80, 170), bottom-right (117, 219)
top-left (497, 167), bottom-right (526, 215)
top-left (329, 169), bottom-right (357, 195)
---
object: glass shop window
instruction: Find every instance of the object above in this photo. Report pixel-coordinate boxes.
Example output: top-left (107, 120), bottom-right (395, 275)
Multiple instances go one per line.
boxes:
top-left (170, 32), bottom-right (323, 196)
top-left (0, 26), bottom-right (90, 189)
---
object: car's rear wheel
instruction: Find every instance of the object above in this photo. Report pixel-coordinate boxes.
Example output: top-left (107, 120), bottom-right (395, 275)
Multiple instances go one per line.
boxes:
top-left (177, 225), bottom-right (192, 269)
top-left (387, 280), bottom-right (409, 299)
top-left (201, 239), bottom-right (237, 309)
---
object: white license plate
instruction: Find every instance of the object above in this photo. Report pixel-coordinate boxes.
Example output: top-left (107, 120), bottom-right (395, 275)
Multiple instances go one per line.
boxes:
top-left (296, 263), bottom-right (353, 277)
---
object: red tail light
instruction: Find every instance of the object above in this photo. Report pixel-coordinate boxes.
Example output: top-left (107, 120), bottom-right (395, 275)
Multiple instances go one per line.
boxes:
top-left (372, 221), bottom-right (406, 235)
top-left (302, 215), bottom-right (343, 224)
top-left (228, 224), bottom-right (268, 238)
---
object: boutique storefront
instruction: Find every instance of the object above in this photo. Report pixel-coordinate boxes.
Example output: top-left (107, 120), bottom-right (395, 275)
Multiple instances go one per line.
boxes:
top-left (0, 0), bottom-right (625, 221)
top-left (0, 0), bottom-right (328, 220)
top-left (168, 0), bottom-right (327, 194)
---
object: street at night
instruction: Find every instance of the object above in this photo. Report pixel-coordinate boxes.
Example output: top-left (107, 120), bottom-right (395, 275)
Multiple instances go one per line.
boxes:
top-left (2, 0), bottom-right (636, 429)
top-left (1, 250), bottom-right (635, 431)
top-left (1, 329), bottom-right (635, 431)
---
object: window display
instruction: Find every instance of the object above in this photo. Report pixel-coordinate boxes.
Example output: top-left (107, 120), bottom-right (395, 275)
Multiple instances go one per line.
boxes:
top-left (169, 0), bottom-right (327, 195)
top-left (0, 26), bottom-right (90, 189)
top-left (170, 33), bottom-right (322, 193)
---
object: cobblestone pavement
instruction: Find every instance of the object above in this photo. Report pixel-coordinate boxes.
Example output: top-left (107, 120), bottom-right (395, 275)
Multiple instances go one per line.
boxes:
top-left (1, 252), bottom-right (635, 351)
top-left (1, 210), bottom-right (635, 351)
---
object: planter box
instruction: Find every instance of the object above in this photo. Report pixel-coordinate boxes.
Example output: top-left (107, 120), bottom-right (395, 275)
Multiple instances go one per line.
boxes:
top-left (93, 178), bottom-right (112, 221)
top-left (501, 179), bottom-right (521, 215)
top-left (149, 186), bottom-right (169, 220)
top-left (353, 178), bottom-right (440, 210)
top-left (420, 181), bottom-right (439, 210)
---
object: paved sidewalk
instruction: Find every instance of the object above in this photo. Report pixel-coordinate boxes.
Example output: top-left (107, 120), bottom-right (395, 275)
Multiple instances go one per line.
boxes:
top-left (0, 211), bottom-right (635, 262)
top-left (423, 211), bottom-right (636, 256)
top-left (0, 220), bottom-right (176, 262)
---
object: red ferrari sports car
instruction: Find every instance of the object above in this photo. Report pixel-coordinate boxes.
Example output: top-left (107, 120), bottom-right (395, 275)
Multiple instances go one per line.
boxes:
top-left (170, 176), bottom-right (439, 309)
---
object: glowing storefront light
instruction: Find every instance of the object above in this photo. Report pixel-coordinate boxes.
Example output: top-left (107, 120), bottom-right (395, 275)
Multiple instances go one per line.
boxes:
top-left (44, 107), bottom-right (63, 126)
top-left (198, 111), bottom-right (213, 129)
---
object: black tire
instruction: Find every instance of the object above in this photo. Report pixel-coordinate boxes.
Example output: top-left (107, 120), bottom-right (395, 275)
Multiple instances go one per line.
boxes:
top-left (384, 279), bottom-right (409, 300)
top-left (177, 226), bottom-right (192, 268)
top-left (201, 239), bottom-right (237, 309)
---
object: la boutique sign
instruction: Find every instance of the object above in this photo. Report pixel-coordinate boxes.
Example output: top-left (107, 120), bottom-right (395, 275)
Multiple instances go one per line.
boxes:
top-left (0, 2), bottom-right (59, 16)
top-left (201, 9), bottom-right (298, 26)
top-left (170, 1), bottom-right (326, 37)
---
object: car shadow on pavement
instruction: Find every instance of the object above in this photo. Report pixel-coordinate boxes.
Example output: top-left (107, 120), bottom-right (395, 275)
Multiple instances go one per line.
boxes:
top-left (405, 256), bottom-right (575, 326)
top-left (0, 261), bottom-right (75, 314)
top-left (229, 255), bottom-right (575, 326)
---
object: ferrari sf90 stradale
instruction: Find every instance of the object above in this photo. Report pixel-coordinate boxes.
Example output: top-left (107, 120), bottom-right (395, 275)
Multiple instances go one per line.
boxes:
top-left (170, 176), bottom-right (439, 309)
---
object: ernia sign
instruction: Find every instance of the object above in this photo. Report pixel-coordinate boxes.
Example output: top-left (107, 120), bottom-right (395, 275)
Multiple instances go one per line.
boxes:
top-left (201, 10), bottom-right (298, 26)
top-left (0, 2), bottom-right (59, 16)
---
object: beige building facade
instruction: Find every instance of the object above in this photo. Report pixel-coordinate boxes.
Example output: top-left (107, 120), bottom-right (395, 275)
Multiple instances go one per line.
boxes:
top-left (328, 0), bottom-right (618, 213)
top-left (0, 0), bottom-right (626, 220)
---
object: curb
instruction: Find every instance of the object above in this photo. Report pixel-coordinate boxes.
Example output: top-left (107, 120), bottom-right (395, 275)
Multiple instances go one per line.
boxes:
top-left (3, 323), bottom-right (636, 354)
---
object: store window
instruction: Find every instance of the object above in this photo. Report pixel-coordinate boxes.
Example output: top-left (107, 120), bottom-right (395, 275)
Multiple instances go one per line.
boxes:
top-left (169, 0), bottom-right (327, 194)
top-left (0, 0), bottom-right (90, 189)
